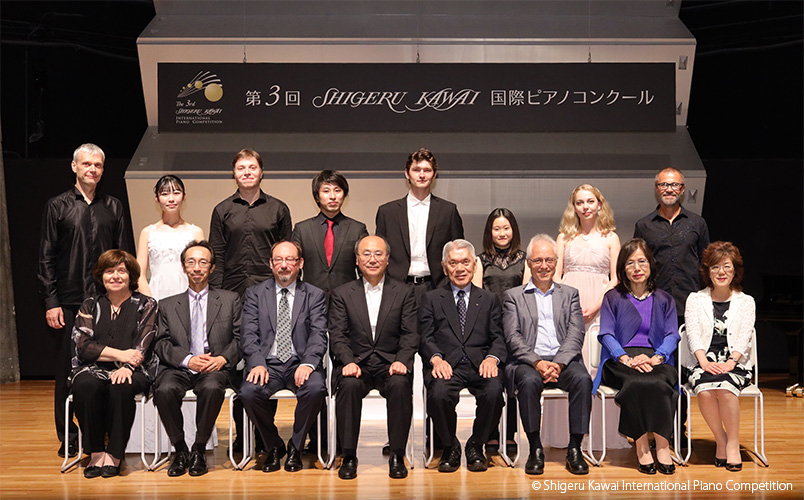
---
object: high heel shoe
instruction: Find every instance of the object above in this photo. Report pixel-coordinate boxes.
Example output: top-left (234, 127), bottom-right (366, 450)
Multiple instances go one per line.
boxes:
top-left (657, 462), bottom-right (675, 475)
top-left (714, 458), bottom-right (727, 467)
top-left (638, 462), bottom-right (656, 475)
top-left (725, 462), bottom-right (742, 472)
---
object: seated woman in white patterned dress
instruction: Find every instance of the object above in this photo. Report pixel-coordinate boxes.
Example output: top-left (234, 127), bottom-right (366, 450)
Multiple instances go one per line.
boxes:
top-left (136, 175), bottom-right (204, 300)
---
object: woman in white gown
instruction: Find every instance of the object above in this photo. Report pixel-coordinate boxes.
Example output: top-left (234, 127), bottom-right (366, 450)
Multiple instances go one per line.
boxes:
top-left (542, 184), bottom-right (628, 450)
top-left (136, 175), bottom-right (204, 300)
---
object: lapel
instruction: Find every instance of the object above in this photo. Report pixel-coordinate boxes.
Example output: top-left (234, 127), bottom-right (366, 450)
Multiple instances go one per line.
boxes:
top-left (290, 280), bottom-right (305, 332)
top-left (329, 216), bottom-right (350, 269)
top-left (311, 220), bottom-right (330, 270)
top-left (264, 280), bottom-right (278, 334)
top-left (425, 195), bottom-right (440, 248)
top-left (523, 288), bottom-right (540, 345)
top-left (206, 290), bottom-right (222, 337)
top-left (701, 289), bottom-right (715, 330)
top-left (551, 285), bottom-right (565, 342)
top-left (177, 291), bottom-right (191, 338)
top-left (375, 279), bottom-right (397, 342)
top-left (463, 285), bottom-right (481, 338)
top-left (397, 198), bottom-right (411, 258)
top-left (349, 280), bottom-right (372, 341)
top-left (440, 288), bottom-right (463, 343)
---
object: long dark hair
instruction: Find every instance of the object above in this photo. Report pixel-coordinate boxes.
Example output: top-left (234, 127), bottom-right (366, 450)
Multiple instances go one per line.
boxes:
top-left (481, 208), bottom-right (522, 259)
top-left (614, 238), bottom-right (657, 294)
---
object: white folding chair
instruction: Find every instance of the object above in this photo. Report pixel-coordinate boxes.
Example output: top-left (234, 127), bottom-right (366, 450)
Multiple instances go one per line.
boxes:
top-left (678, 325), bottom-right (768, 467)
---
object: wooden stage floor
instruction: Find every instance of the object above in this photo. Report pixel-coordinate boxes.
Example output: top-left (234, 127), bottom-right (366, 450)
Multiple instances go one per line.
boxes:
top-left (1, 375), bottom-right (802, 499)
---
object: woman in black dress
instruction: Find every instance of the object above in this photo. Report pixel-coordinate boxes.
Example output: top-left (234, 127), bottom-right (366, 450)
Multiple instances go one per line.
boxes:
top-left (70, 250), bottom-right (157, 478)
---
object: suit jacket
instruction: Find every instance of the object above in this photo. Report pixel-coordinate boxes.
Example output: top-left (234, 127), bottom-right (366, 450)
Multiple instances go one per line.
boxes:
top-left (683, 288), bottom-right (755, 370)
top-left (291, 213), bottom-right (369, 296)
top-left (154, 288), bottom-right (242, 372)
top-left (240, 279), bottom-right (328, 372)
top-left (375, 195), bottom-right (464, 288)
top-left (419, 284), bottom-right (506, 371)
top-left (502, 282), bottom-right (585, 386)
top-left (329, 277), bottom-right (419, 372)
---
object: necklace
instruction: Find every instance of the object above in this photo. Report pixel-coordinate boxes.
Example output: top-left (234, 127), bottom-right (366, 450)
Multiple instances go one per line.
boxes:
top-left (628, 290), bottom-right (652, 301)
top-left (110, 304), bottom-right (122, 320)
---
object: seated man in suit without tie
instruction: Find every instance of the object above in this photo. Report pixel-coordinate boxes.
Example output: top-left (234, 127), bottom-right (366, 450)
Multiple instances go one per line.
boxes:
top-left (329, 235), bottom-right (419, 480)
top-left (153, 240), bottom-right (242, 477)
top-left (419, 239), bottom-right (506, 473)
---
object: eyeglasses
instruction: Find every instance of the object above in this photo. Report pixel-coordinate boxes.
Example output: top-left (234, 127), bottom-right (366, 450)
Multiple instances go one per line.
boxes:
top-left (656, 182), bottom-right (684, 191)
top-left (185, 259), bottom-right (211, 269)
top-left (271, 257), bottom-right (300, 265)
top-left (527, 257), bottom-right (557, 266)
top-left (358, 251), bottom-right (387, 261)
top-left (625, 259), bottom-right (650, 269)
top-left (709, 264), bottom-right (734, 274)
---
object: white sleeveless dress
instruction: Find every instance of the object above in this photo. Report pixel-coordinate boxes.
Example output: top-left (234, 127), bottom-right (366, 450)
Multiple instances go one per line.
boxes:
top-left (147, 224), bottom-right (198, 300)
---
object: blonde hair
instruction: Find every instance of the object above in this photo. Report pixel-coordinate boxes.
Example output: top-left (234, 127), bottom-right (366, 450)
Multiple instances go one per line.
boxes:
top-left (558, 184), bottom-right (616, 241)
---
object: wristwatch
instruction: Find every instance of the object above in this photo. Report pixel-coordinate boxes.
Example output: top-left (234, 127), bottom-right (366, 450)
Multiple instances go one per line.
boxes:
top-left (656, 354), bottom-right (666, 363)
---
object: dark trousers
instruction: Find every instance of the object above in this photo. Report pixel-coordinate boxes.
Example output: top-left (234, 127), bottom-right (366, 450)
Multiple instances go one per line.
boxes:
top-left (335, 354), bottom-right (413, 455)
top-left (153, 368), bottom-right (230, 450)
top-left (425, 362), bottom-right (504, 448)
top-left (54, 304), bottom-right (80, 444)
top-left (514, 361), bottom-right (592, 439)
top-left (71, 370), bottom-right (150, 459)
top-left (239, 358), bottom-right (327, 450)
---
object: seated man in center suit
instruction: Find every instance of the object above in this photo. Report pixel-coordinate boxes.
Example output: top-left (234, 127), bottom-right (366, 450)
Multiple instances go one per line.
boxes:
top-left (503, 234), bottom-right (592, 476)
top-left (153, 240), bottom-right (241, 477)
top-left (419, 239), bottom-right (506, 473)
top-left (238, 241), bottom-right (328, 473)
top-left (329, 235), bottom-right (419, 480)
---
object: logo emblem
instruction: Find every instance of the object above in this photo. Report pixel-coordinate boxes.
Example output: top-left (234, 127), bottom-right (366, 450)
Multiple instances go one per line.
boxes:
top-left (178, 71), bottom-right (223, 102)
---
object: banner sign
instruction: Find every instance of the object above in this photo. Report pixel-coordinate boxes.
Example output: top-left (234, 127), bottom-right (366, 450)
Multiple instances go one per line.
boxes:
top-left (158, 63), bottom-right (675, 132)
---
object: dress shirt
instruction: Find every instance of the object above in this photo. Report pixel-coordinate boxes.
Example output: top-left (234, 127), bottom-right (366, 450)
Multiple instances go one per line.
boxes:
top-left (406, 191), bottom-right (431, 277)
top-left (209, 190), bottom-right (292, 295)
top-left (524, 281), bottom-right (561, 358)
top-left (315, 211), bottom-right (344, 240)
top-left (450, 283), bottom-right (471, 312)
top-left (634, 205), bottom-right (709, 315)
top-left (181, 286), bottom-right (209, 369)
top-left (363, 277), bottom-right (385, 340)
top-left (38, 187), bottom-right (132, 308)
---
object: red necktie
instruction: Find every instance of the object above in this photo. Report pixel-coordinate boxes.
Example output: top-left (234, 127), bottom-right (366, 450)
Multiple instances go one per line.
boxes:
top-left (324, 219), bottom-right (335, 266)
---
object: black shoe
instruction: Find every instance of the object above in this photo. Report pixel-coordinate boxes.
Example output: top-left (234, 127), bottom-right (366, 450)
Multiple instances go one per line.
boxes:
top-left (525, 448), bottom-right (545, 475)
top-left (715, 457), bottom-right (727, 467)
top-left (188, 449), bottom-right (208, 476)
top-left (438, 445), bottom-right (461, 473)
top-left (657, 462), bottom-right (675, 475)
top-left (284, 441), bottom-right (303, 472)
top-left (339, 456), bottom-right (358, 480)
top-left (167, 451), bottom-right (189, 477)
top-left (506, 441), bottom-right (518, 456)
top-left (465, 443), bottom-right (487, 472)
top-left (262, 444), bottom-right (285, 473)
top-left (725, 462), bottom-right (742, 472)
top-left (382, 443), bottom-right (391, 456)
top-left (83, 465), bottom-right (102, 479)
top-left (58, 440), bottom-right (78, 458)
top-left (100, 465), bottom-right (120, 478)
top-left (638, 462), bottom-right (656, 475)
top-left (565, 448), bottom-right (589, 475)
top-left (485, 441), bottom-right (500, 454)
top-left (388, 453), bottom-right (408, 479)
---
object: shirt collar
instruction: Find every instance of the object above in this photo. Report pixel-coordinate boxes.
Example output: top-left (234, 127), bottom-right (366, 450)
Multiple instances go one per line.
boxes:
top-left (233, 189), bottom-right (268, 205)
top-left (524, 280), bottom-right (555, 296)
top-left (407, 191), bottom-right (431, 207)
top-left (362, 276), bottom-right (385, 293)
top-left (275, 280), bottom-right (297, 296)
top-left (188, 286), bottom-right (209, 301)
top-left (317, 211), bottom-right (345, 225)
top-left (450, 283), bottom-right (471, 299)
top-left (651, 204), bottom-right (689, 222)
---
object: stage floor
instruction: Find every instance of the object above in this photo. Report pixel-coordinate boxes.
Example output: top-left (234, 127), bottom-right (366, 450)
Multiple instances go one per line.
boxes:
top-left (1, 375), bottom-right (802, 499)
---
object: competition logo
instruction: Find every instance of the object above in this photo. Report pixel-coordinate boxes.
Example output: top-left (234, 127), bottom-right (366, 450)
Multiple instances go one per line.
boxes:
top-left (177, 71), bottom-right (224, 102)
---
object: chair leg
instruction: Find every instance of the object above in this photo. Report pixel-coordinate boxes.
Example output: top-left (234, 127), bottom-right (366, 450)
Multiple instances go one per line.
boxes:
top-left (499, 391), bottom-right (514, 467)
top-left (751, 393), bottom-right (769, 466)
top-left (60, 395), bottom-right (82, 473)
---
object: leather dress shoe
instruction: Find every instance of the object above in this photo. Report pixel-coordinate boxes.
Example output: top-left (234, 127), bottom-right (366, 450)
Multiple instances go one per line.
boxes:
top-left (657, 462), bottom-right (675, 475)
top-left (262, 443), bottom-right (286, 473)
top-left (725, 462), bottom-right (742, 472)
top-left (638, 462), bottom-right (657, 475)
top-left (167, 451), bottom-right (189, 476)
top-left (438, 445), bottom-right (461, 473)
top-left (83, 465), bottom-right (102, 479)
top-left (388, 453), bottom-right (408, 478)
top-left (58, 440), bottom-right (78, 458)
top-left (100, 465), bottom-right (120, 478)
top-left (465, 443), bottom-right (487, 472)
top-left (284, 441), bottom-right (303, 472)
top-left (188, 449), bottom-right (208, 476)
top-left (525, 448), bottom-right (545, 475)
top-left (566, 447), bottom-right (589, 475)
top-left (715, 457), bottom-right (727, 467)
top-left (338, 456), bottom-right (358, 480)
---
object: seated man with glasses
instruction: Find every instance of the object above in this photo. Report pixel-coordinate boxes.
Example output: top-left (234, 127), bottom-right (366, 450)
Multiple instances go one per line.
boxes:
top-left (153, 240), bottom-right (242, 476)
top-left (238, 241), bottom-right (328, 473)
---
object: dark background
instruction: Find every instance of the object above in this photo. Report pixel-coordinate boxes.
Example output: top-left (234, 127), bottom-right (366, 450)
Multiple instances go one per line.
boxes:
top-left (2, 0), bottom-right (802, 378)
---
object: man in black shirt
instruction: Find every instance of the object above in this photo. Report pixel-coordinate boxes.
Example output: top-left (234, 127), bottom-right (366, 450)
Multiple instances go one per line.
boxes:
top-left (209, 149), bottom-right (292, 298)
top-left (38, 143), bottom-right (133, 457)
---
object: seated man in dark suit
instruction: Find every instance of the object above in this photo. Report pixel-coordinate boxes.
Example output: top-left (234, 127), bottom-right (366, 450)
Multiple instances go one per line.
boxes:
top-left (329, 235), bottom-right (419, 480)
top-left (238, 241), bottom-right (328, 473)
top-left (419, 239), bottom-right (506, 473)
top-left (503, 234), bottom-right (592, 475)
top-left (153, 240), bottom-right (241, 477)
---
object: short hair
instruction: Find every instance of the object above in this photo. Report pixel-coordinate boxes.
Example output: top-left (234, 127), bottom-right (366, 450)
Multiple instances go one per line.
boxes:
top-left (615, 238), bottom-right (657, 294)
top-left (231, 149), bottom-right (263, 171)
top-left (73, 143), bottom-right (105, 163)
top-left (153, 174), bottom-right (186, 196)
top-left (354, 235), bottom-right (391, 256)
top-left (271, 240), bottom-right (303, 259)
top-left (558, 184), bottom-right (616, 241)
top-left (312, 170), bottom-right (350, 205)
top-left (442, 239), bottom-right (476, 262)
top-left (654, 167), bottom-right (685, 183)
top-left (405, 148), bottom-right (438, 175)
top-left (93, 250), bottom-right (140, 293)
top-left (482, 208), bottom-right (522, 259)
top-left (525, 234), bottom-right (557, 258)
top-left (700, 241), bottom-right (744, 292)
top-left (180, 240), bottom-right (216, 267)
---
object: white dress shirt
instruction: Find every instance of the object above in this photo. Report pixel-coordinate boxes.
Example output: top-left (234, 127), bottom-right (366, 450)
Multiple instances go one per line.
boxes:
top-left (181, 286), bottom-right (209, 369)
top-left (406, 191), bottom-right (431, 277)
top-left (363, 277), bottom-right (385, 341)
top-left (524, 281), bottom-right (561, 358)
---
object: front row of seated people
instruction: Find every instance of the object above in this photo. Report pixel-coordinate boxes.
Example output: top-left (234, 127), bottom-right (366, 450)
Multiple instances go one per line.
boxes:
top-left (69, 235), bottom-right (754, 479)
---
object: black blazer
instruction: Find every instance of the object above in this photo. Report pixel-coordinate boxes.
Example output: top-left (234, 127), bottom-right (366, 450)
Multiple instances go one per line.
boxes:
top-left (328, 277), bottom-right (419, 372)
top-left (291, 213), bottom-right (369, 297)
top-left (154, 288), bottom-right (242, 371)
top-left (419, 284), bottom-right (507, 371)
top-left (375, 195), bottom-right (464, 288)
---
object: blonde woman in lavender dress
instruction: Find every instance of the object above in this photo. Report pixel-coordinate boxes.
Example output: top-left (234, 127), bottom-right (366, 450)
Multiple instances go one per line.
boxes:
top-left (136, 175), bottom-right (204, 300)
top-left (545, 184), bottom-right (628, 450)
